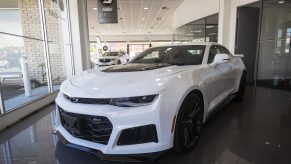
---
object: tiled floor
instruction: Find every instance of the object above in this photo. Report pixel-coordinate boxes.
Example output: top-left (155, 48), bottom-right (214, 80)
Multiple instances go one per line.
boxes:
top-left (0, 86), bottom-right (291, 164)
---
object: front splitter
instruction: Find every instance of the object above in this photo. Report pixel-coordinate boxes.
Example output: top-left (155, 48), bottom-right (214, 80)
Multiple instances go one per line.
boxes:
top-left (53, 130), bottom-right (167, 162)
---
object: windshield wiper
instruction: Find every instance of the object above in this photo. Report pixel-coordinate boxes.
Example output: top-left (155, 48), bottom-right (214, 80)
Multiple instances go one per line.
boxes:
top-left (167, 62), bottom-right (188, 66)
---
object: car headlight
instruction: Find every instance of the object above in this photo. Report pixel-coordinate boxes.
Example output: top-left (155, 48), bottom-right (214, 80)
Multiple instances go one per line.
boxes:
top-left (110, 95), bottom-right (158, 107)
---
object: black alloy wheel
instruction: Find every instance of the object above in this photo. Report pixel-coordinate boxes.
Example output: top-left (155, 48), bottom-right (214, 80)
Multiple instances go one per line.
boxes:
top-left (174, 93), bottom-right (204, 153)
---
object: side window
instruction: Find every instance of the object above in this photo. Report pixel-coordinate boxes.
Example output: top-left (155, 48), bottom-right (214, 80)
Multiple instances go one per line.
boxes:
top-left (218, 46), bottom-right (230, 56)
top-left (208, 46), bottom-right (221, 64)
top-left (179, 45), bottom-right (205, 65)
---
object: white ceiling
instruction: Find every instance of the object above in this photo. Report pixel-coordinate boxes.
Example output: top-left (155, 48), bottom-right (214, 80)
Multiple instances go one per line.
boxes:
top-left (87, 0), bottom-right (184, 36)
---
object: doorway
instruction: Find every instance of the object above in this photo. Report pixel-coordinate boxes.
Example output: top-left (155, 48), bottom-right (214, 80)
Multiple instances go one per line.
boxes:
top-left (235, 4), bottom-right (260, 84)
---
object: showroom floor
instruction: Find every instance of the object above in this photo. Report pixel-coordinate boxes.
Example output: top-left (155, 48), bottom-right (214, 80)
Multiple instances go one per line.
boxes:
top-left (0, 86), bottom-right (291, 164)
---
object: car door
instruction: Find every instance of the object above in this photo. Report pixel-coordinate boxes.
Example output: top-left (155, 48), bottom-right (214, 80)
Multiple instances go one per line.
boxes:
top-left (205, 45), bottom-right (233, 112)
top-left (219, 46), bottom-right (237, 90)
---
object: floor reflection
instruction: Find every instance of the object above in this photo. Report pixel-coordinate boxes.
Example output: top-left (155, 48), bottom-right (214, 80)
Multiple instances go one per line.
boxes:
top-left (0, 86), bottom-right (291, 164)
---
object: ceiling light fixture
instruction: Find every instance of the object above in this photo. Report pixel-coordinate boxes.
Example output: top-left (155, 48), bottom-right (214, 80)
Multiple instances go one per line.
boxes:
top-left (194, 30), bottom-right (202, 33)
top-left (142, 17), bottom-right (145, 20)
top-left (93, 8), bottom-right (97, 10)
top-left (278, 1), bottom-right (285, 3)
top-left (140, 25), bottom-right (143, 27)
top-left (144, 7), bottom-right (149, 10)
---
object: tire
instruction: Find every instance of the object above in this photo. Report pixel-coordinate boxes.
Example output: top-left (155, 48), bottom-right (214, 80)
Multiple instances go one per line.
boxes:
top-left (234, 72), bottom-right (246, 101)
top-left (174, 93), bottom-right (204, 153)
top-left (117, 60), bottom-right (121, 64)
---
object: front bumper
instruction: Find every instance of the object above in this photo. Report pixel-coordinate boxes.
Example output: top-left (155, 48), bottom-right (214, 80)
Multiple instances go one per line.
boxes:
top-left (97, 60), bottom-right (118, 66)
top-left (54, 93), bottom-right (173, 155)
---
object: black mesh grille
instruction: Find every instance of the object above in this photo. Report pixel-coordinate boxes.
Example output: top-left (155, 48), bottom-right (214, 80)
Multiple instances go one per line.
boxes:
top-left (59, 107), bottom-right (113, 145)
top-left (63, 94), bottom-right (111, 104)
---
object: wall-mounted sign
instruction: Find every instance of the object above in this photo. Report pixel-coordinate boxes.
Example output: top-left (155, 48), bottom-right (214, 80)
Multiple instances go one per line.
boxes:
top-left (98, 0), bottom-right (118, 24)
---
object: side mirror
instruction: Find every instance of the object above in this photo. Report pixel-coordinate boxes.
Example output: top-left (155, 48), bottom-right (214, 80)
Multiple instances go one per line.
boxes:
top-left (211, 54), bottom-right (230, 66)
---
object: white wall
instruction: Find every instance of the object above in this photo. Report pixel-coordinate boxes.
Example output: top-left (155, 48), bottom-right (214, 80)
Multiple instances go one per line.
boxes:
top-left (173, 0), bottom-right (259, 53)
top-left (69, 0), bottom-right (91, 74)
top-left (173, 0), bottom-right (219, 29)
top-left (89, 34), bottom-right (173, 42)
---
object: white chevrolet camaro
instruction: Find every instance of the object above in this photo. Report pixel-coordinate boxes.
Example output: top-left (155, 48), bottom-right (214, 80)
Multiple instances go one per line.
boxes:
top-left (54, 43), bottom-right (246, 157)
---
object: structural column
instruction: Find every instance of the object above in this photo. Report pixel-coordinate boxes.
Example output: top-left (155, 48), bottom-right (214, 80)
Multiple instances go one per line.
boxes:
top-left (68, 0), bottom-right (91, 73)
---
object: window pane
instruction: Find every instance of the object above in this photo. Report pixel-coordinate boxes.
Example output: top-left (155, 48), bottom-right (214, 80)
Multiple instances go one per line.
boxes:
top-left (44, 0), bottom-right (71, 91)
top-left (0, 0), bottom-right (49, 112)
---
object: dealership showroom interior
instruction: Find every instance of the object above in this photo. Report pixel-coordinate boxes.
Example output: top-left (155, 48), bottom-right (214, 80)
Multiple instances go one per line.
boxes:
top-left (1, 0), bottom-right (291, 163)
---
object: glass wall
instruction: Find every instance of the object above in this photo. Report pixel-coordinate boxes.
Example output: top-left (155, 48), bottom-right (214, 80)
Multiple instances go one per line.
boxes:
top-left (0, 0), bottom-right (72, 113)
top-left (44, 0), bottom-right (70, 90)
top-left (0, 1), bottom-right (49, 111)
top-left (257, 0), bottom-right (291, 90)
top-left (173, 14), bottom-right (218, 43)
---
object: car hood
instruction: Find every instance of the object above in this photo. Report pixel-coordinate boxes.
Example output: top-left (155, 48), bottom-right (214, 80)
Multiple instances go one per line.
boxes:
top-left (61, 64), bottom-right (203, 98)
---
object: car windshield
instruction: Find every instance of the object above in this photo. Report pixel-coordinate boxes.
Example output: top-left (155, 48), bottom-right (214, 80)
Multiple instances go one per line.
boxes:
top-left (130, 45), bottom-right (206, 65)
top-left (103, 52), bottom-right (119, 57)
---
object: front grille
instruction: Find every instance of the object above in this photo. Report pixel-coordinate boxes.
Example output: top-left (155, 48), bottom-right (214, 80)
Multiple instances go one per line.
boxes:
top-left (59, 107), bottom-right (113, 145)
top-left (64, 94), bottom-right (111, 104)
top-left (99, 59), bottom-right (111, 63)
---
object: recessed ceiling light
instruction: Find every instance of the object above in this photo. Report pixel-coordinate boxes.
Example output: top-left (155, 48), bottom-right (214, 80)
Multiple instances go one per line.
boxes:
top-left (93, 8), bottom-right (97, 10)
top-left (278, 1), bottom-right (285, 3)
top-left (142, 17), bottom-right (145, 20)
top-left (140, 25), bottom-right (143, 27)
top-left (144, 7), bottom-right (149, 10)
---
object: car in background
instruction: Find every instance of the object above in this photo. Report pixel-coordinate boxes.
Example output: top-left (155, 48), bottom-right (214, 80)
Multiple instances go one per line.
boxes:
top-left (0, 60), bottom-right (10, 69)
top-left (54, 43), bottom-right (246, 160)
top-left (96, 51), bottom-right (129, 66)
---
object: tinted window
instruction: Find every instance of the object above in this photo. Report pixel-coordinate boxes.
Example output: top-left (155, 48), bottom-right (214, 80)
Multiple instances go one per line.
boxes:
top-left (179, 45), bottom-right (205, 65)
top-left (131, 45), bottom-right (205, 65)
top-left (218, 46), bottom-right (230, 55)
top-left (208, 45), bottom-right (222, 63)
